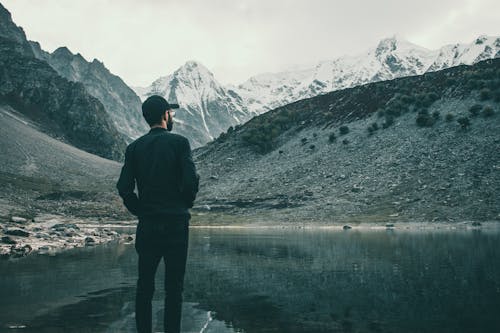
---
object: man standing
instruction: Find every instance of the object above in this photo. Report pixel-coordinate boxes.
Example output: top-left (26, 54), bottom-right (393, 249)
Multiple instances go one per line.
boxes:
top-left (117, 95), bottom-right (199, 333)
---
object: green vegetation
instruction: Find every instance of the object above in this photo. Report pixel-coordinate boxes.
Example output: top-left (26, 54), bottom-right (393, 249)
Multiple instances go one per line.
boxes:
top-left (480, 88), bottom-right (492, 101)
top-left (367, 122), bottom-right (379, 135)
top-left (238, 59), bottom-right (499, 152)
top-left (457, 116), bottom-right (471, 130)
top-left (494, 89), bottom-right (500, 102)
top-left (339, 126), bottom-right (349, 135)
top-left (469, 104), bottom-right (482, 117)
top-left (382, 116), bottom-right (394, 129)
top-left (328, 132), bottom-right (336, 143)
top-left (482, 106), bottom-right (495, 117)
top-left (416, 109), bottom-right (435, 127)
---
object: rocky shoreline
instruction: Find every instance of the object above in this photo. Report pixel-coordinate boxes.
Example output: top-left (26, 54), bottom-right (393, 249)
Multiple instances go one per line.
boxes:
top-left (0, 214), bottom-right (134, 259)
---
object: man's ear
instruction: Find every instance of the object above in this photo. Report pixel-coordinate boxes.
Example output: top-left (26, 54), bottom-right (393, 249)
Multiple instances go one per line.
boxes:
top-left (163, 111), bottom-right (168, 121)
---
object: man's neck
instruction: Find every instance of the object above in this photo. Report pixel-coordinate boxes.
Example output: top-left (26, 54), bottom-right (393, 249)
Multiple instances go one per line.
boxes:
top-left (150, 123), bottom-right (166, 130)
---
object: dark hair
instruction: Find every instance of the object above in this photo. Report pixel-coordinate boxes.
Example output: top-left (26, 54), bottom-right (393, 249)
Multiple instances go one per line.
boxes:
top-left (142, 95), bottom-right (168, 126)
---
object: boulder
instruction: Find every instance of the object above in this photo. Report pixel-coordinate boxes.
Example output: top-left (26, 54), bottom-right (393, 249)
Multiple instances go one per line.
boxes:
top-left (85, 237), bottom-right (96, 246)
top-left (4, 229), bottom-right (30, 237)
top-left (51, 223), bottom-right (80, 231)
top-left (1, 236), bottom-right (17, 245)
top-left (10, 216), bottom-right (28, 223)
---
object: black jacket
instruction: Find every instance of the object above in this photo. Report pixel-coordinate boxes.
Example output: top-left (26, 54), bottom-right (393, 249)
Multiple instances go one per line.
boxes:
top-left (116, 127), bottom-right (199, 218)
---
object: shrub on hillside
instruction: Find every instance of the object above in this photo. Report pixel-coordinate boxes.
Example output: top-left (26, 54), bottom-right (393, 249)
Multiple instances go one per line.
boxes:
top-left (328, 132), bottom-right (336, 143)
top-left (480, 88), bottom-right (492, 101)
top-left (382, 115), bottom-right (394, 129)
top-left (457, 116), bottom-right (470, 130)
top-left (415, 109), bottom-right (436, 127)
top-left (494, 89), bottom-right (500, 103)
top-left (367, 122), bottom-right (379, 135)
top-left (469, 104), bottom-right (482, 117)
top-left (445, 113), bottom-right (454, 122)
top-left (482, 106), bottom-right (495, 117)
top-left (339, 126), bottom-right (349, 135)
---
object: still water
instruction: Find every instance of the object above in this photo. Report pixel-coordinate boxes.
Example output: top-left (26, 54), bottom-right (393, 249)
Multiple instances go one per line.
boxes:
top-left (1, 227), bottom-right (500, 333)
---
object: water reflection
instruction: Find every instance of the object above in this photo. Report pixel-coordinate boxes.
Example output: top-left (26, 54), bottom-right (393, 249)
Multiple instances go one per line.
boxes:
top-left (0, 228), bottom-right (499, 332)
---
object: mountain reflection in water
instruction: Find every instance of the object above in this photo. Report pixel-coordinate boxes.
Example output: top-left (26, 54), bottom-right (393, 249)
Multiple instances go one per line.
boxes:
top-left (1, 227), bottom-right (499, 332)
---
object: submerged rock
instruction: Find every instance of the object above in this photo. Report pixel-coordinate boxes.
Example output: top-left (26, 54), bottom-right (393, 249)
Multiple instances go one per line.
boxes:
top-left (4, 229), bottom-right (30, 237)
top-left (10, 244), bottom-right (32, 258)
top-left (51, 223), bottom-right (80, 231)
top-left (85, 237), bottom-right (96, 246)
top-left (1, 236), bottom-right (17, 245)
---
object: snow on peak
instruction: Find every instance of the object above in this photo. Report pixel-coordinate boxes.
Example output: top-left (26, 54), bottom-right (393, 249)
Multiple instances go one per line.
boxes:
top-left (233, 34), bottom-right (500, 115)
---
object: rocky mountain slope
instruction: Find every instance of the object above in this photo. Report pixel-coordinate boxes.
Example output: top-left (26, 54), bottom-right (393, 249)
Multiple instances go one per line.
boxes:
top-left (192, 59), bottom-right (500, 224)
top-left (0, 3), bottom-right (125, 160)
top-left (0, 105), bottom-right (123, 219)
top-left (236, 35), bottom-right (500, 114)
top-left (30, 42), bottom-right (148, 141)
top-left (134, 61), bottom-right (257, 148)
top-left (0, 105), bottom-right (130, 257)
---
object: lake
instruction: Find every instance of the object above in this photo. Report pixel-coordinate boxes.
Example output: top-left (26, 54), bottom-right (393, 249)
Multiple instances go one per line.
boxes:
top-left (1, 226), bottom-right (500, 332)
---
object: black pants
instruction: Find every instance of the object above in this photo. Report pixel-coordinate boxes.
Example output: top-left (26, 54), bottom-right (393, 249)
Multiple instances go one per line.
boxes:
top-left (135, 216), bottom-right (189, 333)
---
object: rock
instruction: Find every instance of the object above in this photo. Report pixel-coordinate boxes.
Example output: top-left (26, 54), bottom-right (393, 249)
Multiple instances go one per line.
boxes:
top-left (386, 223), bottom-right (395, 228)
top-left (85, 237), bottom-right (96, 246)
top-left (10, 244), bottom-right (32, 257)
top-left (351, 185), bottom-right (363, 193)
top-left (343, 225), bottom-right (352, 230)
top-left (51, 223), bottom-right (80, 231)
top-left (123, 235), bottom-right (134, 242)
top-left (4, 229), bottom-right (30, 237)
top-left (471, 221), bottom-right (481, 226)
top-left (10, 216), bottom-right (28, 223)
top-left (35, 233), bottom-right (50, 240)
top-left (1, 236), bottom-right (17, 245)
top-left (209, 175), bottom-right (219, 180)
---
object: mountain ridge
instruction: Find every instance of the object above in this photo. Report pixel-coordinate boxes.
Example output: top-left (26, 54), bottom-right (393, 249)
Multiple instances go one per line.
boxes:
top-left (190, 58), bottom-right (500, 224)
top-left (29, 41), bottom-right (148, 141)
top-left (136, 60), bottom-right (256, 148)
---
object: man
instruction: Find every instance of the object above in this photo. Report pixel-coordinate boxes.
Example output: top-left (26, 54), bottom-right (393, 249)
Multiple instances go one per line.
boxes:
top-left (117, 95), bottom-right (199, 333)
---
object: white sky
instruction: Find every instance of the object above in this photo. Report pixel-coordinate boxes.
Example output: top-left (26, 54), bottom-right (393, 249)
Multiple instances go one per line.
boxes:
top-left (3, 0), bottom-right (499, 87)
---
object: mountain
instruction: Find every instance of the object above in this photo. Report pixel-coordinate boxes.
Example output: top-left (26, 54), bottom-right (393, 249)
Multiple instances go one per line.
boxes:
top-left (134, 61), bottom-right (256, 148)
top-left (0, 3), bottom-right (125, 160)
top-left (0, 105), bottom-right (123, 218)
top-left (236, 35), bottom-right (500, 114)
top-left (30, 42), bottom-right (148, 141)
top-left (191, 59), bottom-right (500, 224)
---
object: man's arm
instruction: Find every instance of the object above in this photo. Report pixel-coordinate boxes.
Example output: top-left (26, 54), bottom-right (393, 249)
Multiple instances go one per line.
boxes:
top-left (179, 138), bottom-right (199, 208)
top-left (116, 144), bottom-right (141, 216)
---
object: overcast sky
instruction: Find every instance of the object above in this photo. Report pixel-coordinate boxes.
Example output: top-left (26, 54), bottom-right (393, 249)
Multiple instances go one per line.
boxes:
top-left (3, 0), bottom-right (499, 87)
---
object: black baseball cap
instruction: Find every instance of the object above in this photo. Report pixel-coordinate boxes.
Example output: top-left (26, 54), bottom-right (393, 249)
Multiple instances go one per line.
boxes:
top-left (142, 95), bottom-right (180, 126)
top-left (142, 95), bottom-right (179, 113)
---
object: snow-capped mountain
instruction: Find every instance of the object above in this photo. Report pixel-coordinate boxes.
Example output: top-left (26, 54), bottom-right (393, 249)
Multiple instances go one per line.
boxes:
top-left (135, 61), bottom-right (256, 148)
top-left (236, 35), bottom-right (500, 114)
top-left (30, 42), bottom-right (147, 141)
